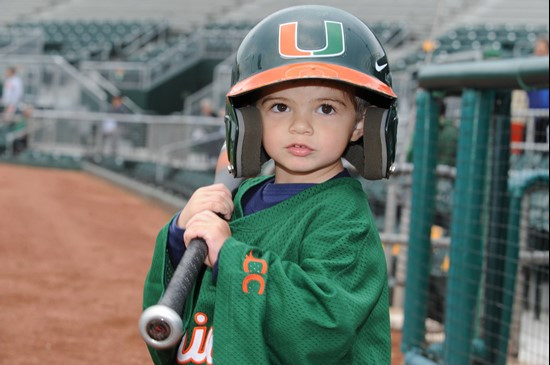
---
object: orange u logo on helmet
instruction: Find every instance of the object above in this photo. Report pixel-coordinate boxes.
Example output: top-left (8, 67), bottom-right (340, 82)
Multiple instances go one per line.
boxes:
top-left (278, 21), bottom-right (345, 58)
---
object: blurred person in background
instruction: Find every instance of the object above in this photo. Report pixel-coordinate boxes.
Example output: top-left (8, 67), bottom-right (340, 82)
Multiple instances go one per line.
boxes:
top-left (99, 95), bottom-right (129, 158)
top-left (199, 98), bottom-right (218, 117)
top-left (1, 67), bottom-right (24, 124)
top-left (527, 35), bottom-right (549, 143)
top-left (193, 98), bottom-right (218, 140)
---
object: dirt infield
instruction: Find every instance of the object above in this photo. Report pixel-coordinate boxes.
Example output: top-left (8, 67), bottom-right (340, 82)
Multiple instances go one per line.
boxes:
top-left (0, 163), bottom-right (403, 364)
top-left (0, 163), bottom-right (172, 364)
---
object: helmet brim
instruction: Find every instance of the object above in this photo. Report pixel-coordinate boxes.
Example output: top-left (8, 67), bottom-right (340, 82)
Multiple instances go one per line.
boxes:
top-left (227, 61), bottom-right (397, 100)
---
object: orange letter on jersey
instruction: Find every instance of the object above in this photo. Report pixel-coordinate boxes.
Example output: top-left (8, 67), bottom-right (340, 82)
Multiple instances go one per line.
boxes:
top-left (242, 274), bottom-right (265, 295)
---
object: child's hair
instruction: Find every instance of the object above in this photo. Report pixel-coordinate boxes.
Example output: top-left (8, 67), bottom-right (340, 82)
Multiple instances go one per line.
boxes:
top-left (223, 5), bottom-right (398, 180)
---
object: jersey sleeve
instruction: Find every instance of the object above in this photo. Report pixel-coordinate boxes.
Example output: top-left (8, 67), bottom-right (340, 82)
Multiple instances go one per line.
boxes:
top-left (213, 208), bottom-right (390, 364)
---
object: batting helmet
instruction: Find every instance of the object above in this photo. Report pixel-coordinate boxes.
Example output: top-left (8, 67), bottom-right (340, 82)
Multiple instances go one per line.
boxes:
top-left (224, 5), bottom-right (398, 180)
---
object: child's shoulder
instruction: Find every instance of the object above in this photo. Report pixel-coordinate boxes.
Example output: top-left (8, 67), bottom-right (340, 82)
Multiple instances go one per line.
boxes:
top-left (308, 178), bottom-right (377, 229)
top-left (322, 176), bottom-right (365, 195)
top-left (305, 177), bottom-right (371, 214)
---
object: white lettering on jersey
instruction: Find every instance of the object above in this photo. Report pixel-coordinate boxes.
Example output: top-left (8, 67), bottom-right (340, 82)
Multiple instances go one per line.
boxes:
top-left (177, 312), bottom-right (214, 364)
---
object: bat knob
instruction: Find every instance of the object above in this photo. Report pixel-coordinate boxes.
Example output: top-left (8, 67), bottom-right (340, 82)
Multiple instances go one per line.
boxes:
top-left (139, 304), bottom-right (183, 349)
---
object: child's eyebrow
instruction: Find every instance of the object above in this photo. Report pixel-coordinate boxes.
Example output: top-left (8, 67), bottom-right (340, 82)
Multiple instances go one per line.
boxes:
top-left (315, 97), bottom-right (348, 106)
top-left (259, 96), bottom-right (288, 105)
top-left (259, 95), bottom-right (349, 107)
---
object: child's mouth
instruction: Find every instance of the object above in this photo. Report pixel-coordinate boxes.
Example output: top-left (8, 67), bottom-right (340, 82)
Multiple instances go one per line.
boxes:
top-left (287, 144), bottom-right (313, 157)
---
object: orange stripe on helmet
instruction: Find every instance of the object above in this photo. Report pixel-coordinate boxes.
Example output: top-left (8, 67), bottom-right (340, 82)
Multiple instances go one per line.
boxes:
top-left (227, 62), bottom-right (397, 99)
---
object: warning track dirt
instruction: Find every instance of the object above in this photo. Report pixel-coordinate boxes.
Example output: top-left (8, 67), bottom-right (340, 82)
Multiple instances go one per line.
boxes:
top-left (0, 163), bottom-right (172, 364)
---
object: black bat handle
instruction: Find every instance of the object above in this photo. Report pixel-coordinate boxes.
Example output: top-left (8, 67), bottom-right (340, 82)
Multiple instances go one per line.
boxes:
top-left (160, 238), bottom-right (208, 309)
top-left (139, 238), bottom-right (208, 349)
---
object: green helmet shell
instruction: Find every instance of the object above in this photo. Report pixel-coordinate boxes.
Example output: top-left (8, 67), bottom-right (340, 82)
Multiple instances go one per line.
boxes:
top-left (225, 5), bottom-right (398, 179)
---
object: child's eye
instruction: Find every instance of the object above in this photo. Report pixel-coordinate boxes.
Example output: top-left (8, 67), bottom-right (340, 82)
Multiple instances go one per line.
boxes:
top-left (270, 103), bottom-right (289, 113)
top-left (317, 104), bottom-right (336, 115)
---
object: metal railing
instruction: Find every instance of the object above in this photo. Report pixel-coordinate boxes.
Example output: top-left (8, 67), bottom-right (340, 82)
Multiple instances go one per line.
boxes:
top-left (155, 130), bottom-right (225, 182)
top-left (23, 109), bottom-right (224, 165)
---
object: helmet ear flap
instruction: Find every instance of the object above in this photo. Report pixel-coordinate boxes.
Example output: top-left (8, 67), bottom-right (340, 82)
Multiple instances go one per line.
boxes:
top-left (345, 105), bottom-right (398, 180)
top-left (231, 106), bottom-right (268, 178)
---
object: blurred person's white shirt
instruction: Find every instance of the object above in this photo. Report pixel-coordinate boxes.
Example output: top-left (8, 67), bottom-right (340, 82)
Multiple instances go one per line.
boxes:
top-left (2, 73), bottom-right (24, 109)
top-left (102, 118), bottom-right (118, 134)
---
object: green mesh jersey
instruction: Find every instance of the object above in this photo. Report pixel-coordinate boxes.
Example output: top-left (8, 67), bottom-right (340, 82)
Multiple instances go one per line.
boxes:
top-left (143, 176), bottom-right (390, 364)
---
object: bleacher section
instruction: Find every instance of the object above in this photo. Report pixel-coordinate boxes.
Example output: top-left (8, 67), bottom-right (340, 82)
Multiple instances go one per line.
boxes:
top-left (393, 23), bottom-right (549, 71)
top-left (0, 26), bottom-right (44, 54)
top-left (20, 0), bottom-right (244, 34)
top-left (0, 0), bottom-right (68, 26)
top-left (8, 20), bottom-right (169, 64)
top-left (221, 0), bottom-right (478, 41)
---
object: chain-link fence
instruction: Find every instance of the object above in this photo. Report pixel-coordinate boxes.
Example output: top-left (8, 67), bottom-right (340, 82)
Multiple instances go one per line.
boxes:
top-left (400, 56), bottom-right (548, 365)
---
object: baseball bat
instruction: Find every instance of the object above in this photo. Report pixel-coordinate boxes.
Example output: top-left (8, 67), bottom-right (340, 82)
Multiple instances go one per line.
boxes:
top-left (139, 238), bottom-right (208, 349)
top-left (139, 143), bottom-right (243, 349)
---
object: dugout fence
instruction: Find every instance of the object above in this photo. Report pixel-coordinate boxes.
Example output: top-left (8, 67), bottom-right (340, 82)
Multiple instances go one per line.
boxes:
top-left (401, 56), bottom-right (549, 365)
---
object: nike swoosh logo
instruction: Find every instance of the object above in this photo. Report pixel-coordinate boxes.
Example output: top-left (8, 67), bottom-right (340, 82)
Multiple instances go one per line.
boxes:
top-left (375, 61), bottom-right (388, 72)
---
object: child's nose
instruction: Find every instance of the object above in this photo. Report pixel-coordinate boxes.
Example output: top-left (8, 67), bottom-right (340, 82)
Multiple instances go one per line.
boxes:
top-left (289, 114), bottom-right (313, 135)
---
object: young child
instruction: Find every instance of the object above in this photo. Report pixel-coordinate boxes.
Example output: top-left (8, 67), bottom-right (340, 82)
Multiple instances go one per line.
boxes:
top-left (143, 5), bottom-right (398, 364)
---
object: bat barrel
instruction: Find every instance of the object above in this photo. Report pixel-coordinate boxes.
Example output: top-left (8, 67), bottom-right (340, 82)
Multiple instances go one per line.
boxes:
top-left (139, 238), bottom-right (208, 349)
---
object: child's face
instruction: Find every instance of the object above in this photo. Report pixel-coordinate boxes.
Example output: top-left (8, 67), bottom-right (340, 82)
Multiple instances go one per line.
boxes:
top-left (257, 82), bottom-right (363, 183)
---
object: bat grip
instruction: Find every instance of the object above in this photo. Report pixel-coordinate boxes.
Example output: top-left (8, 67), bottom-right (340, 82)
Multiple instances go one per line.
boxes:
top-left (160, 238), bottom-right (208, 309)
top-left (139, 238), bottom-right (208, 349)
